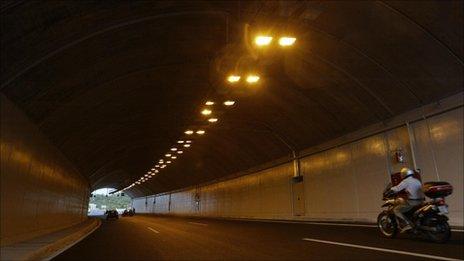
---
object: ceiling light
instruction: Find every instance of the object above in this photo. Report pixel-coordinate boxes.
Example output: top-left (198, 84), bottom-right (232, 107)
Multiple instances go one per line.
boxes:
top-left (201, 109), bottom-right (212, 116)
top-left (177, 151), bottom-right (183, 154)
top-left (171, 156), bottom-right (177, 159)
top-left (160, 165), bottom-right (166, 169)
top-left (155, 165), bottom-right (160, 168)
top-left (278, 37), bottom-right (296, 46)
top-left (227, 75), bottom-right (240, 83)
top-left (166, 161), bottom-right (171, 164)
top-left (205, 101), bottom-right (215, 106)
top-left (144, 174), bottom-right (148, 177)
top-left (184, 144), bottom-right (191, 148)
top-left (170, 148), bottom-right (177, 151)
top-left (151, 168), bottom-right (155, 171)
top-left (165, 153), bottom-right (172, 157)
top-left (196, 130), bottom-right (205, 135)
top-left (223, 100), bottom-right (235, 106)
top-left (185, 140), bottom-right (192, 143)
top-left (136, 181), bottom-right (140, 184)
top-left (159, 159), bottom-right (164, 163)
top-left (185, 130), bottom-right (194, 135)
top-left (177, 140), bottom-right (184, 144)
top-left (154, 170), bottom-right (159, 173)
top-left (255, 36), bottom-right (272, 46)
top-left (208, 118), bottom-right (218, 123)
top-left (246, 75), bottom-right (260, 83)
top-left (148, 176), bottom-right (152, 178)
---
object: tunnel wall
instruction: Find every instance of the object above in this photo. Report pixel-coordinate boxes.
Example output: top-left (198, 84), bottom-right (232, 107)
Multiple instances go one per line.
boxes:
top-left (134, 99), bottom-right (463, 226)
top-left (0, 95), bottom-right (90, 246)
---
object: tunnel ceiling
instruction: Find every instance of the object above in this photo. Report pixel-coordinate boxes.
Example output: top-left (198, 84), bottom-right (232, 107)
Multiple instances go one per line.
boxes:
top-left (1, 1), bottom-right (462, 197)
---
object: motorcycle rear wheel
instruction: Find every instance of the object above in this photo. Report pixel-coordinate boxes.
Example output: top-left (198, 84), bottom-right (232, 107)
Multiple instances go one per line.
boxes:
top-left (425, 219), bottom-right (451, 243)
top-left (377, 211), bottom-right (397, 238)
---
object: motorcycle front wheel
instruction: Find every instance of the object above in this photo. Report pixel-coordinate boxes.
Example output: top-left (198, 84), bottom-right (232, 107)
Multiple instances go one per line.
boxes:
top-left (377, 211), bottom-right (397, 238)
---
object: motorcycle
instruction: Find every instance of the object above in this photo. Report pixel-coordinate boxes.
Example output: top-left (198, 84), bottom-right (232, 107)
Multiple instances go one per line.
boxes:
top-left (377, 181), bottom-right (453, 243)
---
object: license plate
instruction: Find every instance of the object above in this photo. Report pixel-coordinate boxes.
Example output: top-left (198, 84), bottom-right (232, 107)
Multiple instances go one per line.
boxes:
top-left (438, 205), bottom-right (448, 214)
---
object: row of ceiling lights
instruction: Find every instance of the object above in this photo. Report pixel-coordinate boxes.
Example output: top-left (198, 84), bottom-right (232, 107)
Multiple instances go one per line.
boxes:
top-left (121, 34), bottom-right (296, 192)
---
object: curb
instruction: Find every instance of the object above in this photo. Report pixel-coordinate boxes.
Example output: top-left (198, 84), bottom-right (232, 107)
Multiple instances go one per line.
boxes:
top-left (26, 218), bottom-right (101, 261)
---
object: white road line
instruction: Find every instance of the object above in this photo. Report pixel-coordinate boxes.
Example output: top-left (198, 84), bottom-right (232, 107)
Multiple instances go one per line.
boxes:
top-left (188, 222), bottom-right (208, 226)
top-left (147, 227), bottom-right (160, 234)
top-left (302, 238), bottom-right (461, 261)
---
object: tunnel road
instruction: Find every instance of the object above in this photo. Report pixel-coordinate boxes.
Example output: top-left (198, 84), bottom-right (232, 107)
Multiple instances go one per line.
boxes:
top-left (55, 215), bottom-right (464, 260)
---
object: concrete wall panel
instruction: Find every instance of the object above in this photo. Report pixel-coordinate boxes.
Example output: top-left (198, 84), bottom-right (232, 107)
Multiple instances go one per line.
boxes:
top-left (1, 95), bottom-right (89, 246)
top-left (133, 106), bottom-right (463, 226)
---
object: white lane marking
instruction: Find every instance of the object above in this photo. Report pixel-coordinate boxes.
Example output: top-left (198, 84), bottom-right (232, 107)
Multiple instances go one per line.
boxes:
top-left (188, 222), bottom-right (208, 226)
top-left (147, 227), bottom-right (160, 234)
top-left (302, 238), bottom-right (461, 261)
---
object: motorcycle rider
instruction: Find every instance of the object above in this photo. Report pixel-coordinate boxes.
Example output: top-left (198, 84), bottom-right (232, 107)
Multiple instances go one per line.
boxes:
top-left (390, 167), bottom-right (424, 232)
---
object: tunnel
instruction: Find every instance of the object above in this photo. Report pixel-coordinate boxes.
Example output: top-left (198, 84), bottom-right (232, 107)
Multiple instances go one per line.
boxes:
top-left (1, 1), bottom-right (463, 260)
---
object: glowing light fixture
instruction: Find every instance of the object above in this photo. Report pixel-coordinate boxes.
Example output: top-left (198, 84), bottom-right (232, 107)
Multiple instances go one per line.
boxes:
top-left (165, 153), bottom-right (172, 157)
top-left (246, 75), bottom-right (260, 83)
top-left (184, 144), bottom-right (191, 148)
top-left (208, 118), bottom-right (218, 123)
top-left (177, 140), bottom-right (184, 144)
top-left (227, 75), bottom-right (240, 83)
top-left (205, 101), bottom-right (215, 106)
top-left (155, 165), bottom-right (160, 168)
top-left (166, 160), bottom-right (172, 164)
top-left (185, 130), bottom-right (194, 135)
top-left (151, 168), bottom-right (155, 171)
top-left (255, 36), bottom-right (272, 46)
top-left (160, 165), bottom-right (166, 169)
top-left (201, 109), bottom-right (212, 116)
top-left (223, 100), bottom-right (235, 106)
top-left (154, 170), bottom-right (159, 173)
top-left (171, 156), bottom-right (177, 159)
top-left (196, 130), bottom-right (205, 135)
top-left (170, 148), bottom-right (177, 151)
top-left (185, 140), bottom-right (192, 143)
top-left (148, 176), bottom-right (152, 179)
top-left (177, 151), bottom-right (183, 154)
top-left (144, 174), bottom-right (149, 177)
top-left (278, 37), bottom-right (296, 46)
top-left (159, 159), bottom-right (164, 163)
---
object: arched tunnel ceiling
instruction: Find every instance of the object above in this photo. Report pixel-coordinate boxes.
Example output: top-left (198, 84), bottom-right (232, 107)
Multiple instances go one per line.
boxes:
top-left (1, 1), bottom-right (462, 197)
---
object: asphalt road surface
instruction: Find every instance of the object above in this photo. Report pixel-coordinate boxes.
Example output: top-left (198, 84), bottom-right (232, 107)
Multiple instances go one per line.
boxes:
top-left (55, 215), bottom-right (464, 260)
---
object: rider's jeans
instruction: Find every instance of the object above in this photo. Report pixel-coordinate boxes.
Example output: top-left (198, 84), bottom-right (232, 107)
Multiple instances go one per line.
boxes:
top-left (393, 199), bottom-right (423, 225)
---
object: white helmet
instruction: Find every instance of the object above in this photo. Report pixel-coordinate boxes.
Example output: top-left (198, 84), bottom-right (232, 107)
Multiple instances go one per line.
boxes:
top-left (400, 167), bottom-right (414, 179)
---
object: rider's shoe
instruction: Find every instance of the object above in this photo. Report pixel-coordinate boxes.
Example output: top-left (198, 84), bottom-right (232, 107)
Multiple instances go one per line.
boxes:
top-left (400, 224), bottom-right (412, 233)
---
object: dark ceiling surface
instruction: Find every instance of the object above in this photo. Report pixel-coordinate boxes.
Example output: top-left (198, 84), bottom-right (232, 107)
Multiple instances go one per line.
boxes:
top-left (1, 1), bottom-right (462, 197)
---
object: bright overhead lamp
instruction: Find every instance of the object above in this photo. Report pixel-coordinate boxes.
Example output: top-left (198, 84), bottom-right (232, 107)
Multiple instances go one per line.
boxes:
top-left (201, 109), bottom-right (212, 116)
top-left (246, 75), bottom-right (260, 83)
top-left (184, 144), bottom-right (191, 148)
top-left (154, 169), bottom-right (159, 173)
top-left (144, 174), bottom-right (149, 177)
top-left (171, 156), bottom-right (177, 159)
top-left (136, 181), bottom-right (140, 184)
top-left (148, 176), bottom-right (152, 179)
top-left (155, 165), bottom-right (160, 168)
top-left (166, 161), bottom-right (172, 164)
top-left (227, 75), bottom-right (240, 83)
top-left (170, 148), bottom-right (177, 151)
top-left (185, 140), bottom-right (192, 143)
top-left (177, 140), bottom-right (184, 144)
top-left (159, 159), bottom-right (164, 163)
top-left (165, 153), bottom-right (172, 157)
top-left (255, 36), bottom-right (273, 46)
top-left (177, 150), bottom-right (183, 154)
top-left (205, 101), bottom-right (215, 106)
top-left (196, 130), bottom-right (205, 135)
top-left (160, 165), bottom-right (166, 169)
top-left (278, 37), bottom-right (296, 46)
top-left (151, 168), bottom-right (155, 171)
top-left (223, 100), bottom-right (235, 106)
top-left (185, 130), bottom-right (194, 135)
top-left (208, 118), bottom-right (218, 123)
